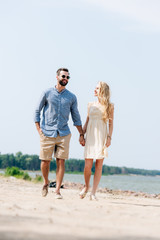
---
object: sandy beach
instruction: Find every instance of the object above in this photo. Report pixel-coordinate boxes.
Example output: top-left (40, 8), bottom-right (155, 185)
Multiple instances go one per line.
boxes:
top-left (0, 176), bottom-right (160, 240)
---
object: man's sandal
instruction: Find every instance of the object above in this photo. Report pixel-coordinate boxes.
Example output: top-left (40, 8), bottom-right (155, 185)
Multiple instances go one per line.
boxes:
top-left (42, 182), bottom-right (50, 197)
top-left (55, 193), bottom-right (63, 199)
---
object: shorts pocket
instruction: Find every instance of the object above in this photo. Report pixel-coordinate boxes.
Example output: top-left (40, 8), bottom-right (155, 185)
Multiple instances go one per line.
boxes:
top-left (40, 131), bottom-right (45, 139)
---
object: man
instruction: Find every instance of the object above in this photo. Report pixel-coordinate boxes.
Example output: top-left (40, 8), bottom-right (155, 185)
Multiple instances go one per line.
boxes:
top-left (34, 68), bottom-right (84, 199)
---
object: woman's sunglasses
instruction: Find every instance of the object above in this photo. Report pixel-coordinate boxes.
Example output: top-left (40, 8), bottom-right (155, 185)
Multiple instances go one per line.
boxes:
top-left (61, 75), bottom-right (70, 80)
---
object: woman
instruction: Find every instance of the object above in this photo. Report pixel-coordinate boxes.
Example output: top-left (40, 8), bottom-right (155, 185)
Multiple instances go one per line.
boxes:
top-left (80, 81), bottom-right (114, 200)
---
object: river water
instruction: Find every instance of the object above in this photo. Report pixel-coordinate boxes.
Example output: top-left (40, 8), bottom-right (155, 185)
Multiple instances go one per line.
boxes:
top-left (28, 171), bottom-right (160, 194)
top-left (1, 169), bottom-right (160, 194)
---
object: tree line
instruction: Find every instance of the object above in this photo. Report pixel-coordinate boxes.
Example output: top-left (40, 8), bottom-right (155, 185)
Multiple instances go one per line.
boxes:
top-left (0, 152), bottom-right (160, 176)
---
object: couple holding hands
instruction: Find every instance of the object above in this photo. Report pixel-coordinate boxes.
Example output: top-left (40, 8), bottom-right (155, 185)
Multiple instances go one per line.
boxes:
top-left (34, 68), bottom-right (114, 200)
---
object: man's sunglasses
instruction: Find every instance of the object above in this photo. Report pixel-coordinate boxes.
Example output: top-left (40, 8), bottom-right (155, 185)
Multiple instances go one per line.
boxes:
top-left (61, 75), bottom-right (70, 80)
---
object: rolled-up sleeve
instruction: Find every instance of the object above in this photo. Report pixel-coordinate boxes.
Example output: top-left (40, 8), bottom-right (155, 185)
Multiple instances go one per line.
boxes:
top-left (70, 95), bottom-right (82, 126)
top-left (34, 91), bottom-right (46, 122)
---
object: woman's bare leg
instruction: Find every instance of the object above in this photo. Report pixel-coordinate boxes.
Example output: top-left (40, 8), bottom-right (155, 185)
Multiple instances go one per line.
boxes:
top-left (84, 159), bottom-right (93, 191)
top-left (91, 159), bottom-right (104, 195)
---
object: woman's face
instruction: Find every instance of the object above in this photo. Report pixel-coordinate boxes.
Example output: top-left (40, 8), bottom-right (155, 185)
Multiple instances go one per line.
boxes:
top-left (94, 83), bottom-right (100, 97)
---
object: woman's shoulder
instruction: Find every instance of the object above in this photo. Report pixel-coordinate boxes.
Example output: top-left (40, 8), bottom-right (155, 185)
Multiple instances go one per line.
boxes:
top-left (87, 102), bottom-right (93, 107)
top-left (88, 101), bottom-right (94, 104)
top-left (87, 101), bottom-right (94, 107)
top-left (88, 101), bottom-right (97, 105)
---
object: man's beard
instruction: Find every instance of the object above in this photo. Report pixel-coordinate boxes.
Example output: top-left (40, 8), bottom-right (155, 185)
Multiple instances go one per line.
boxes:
top-left (59, 80), bottom-right (68, 86)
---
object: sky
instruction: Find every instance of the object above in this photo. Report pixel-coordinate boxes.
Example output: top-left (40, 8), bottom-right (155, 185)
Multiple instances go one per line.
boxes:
top-left (0, 0), bottom-right (160, 170)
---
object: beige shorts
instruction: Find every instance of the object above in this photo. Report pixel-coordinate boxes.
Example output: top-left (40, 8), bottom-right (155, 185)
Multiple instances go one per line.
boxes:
top-left (39, 132), bottom-right (71, 161)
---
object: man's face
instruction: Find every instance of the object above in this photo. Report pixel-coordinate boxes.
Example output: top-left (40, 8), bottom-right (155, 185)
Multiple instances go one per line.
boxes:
top-left (57, 71), bottom-right (70, 86)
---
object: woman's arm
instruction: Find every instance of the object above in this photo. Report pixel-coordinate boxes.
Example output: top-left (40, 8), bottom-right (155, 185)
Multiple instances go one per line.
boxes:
top-left (83, 116), bottom-right (89, 134)
top-left (106, 106), bottom-right (114, 147)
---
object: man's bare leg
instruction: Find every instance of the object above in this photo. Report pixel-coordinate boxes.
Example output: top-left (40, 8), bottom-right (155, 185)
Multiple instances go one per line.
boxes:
top-left (41, 160), bottom-right (50, 185)
top-left (41, 160), bottom-right (50, 197)
top-left (55, 158), bottom-right (65, 194)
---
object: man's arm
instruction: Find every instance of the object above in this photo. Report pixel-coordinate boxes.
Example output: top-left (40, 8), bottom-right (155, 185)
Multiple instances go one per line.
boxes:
top-left (75, 125), bottom-right (85, 146)
top-left (35, 122), bottom-right (42, 135)
top-left (34, 91), bottom-right (46, 135)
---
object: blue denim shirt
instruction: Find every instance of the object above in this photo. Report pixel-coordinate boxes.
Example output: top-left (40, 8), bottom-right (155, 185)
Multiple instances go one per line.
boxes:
top-left (34, 87), bottom-right (82, 137)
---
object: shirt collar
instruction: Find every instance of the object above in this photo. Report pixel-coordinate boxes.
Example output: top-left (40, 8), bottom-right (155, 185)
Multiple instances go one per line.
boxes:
top-left (54, 86), bottom-right (66, 94)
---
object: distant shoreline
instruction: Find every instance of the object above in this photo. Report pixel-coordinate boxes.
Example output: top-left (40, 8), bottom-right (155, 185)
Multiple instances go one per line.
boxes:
top-left (1, 153), bottom-right (160, 176)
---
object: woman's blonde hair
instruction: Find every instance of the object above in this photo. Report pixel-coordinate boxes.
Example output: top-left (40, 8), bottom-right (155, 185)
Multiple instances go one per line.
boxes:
top-left (98, 81), bottom-right (113, 123)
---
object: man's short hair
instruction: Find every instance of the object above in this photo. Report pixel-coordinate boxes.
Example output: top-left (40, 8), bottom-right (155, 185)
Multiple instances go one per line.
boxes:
top-left (56, 68), bottom-right (69, 76)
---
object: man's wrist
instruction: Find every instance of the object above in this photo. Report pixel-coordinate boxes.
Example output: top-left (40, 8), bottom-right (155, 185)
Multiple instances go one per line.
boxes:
top-left (80, 133), bottom-right (84, 137)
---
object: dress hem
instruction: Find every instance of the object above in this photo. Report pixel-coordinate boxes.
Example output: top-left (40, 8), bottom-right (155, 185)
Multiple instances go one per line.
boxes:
top-left (84, 156), bottom-right (105, 159)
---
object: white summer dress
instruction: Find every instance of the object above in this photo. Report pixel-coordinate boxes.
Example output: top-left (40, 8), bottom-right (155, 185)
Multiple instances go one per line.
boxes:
top-left (84, 102), bottom-right (108, 159)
